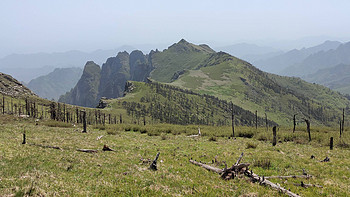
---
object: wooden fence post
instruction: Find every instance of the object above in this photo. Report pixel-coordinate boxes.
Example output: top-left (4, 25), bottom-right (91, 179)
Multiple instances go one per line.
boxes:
top-left (255, 110), bottom-right (258, 129)
top-left (82, 110), bottom-right (87, 133)
top-left (231, 103), bottom-right (235, 137)
top-left (304, 119), bottom-right (311, 142)
top-left (272, 126), bottom-right (277, 146)
top-left (340, 120), bottom-right (342, 138)
top-left (265, 113), bottom-right (268, 131)
top-left (2, 95), bottom-right (4, 114)
top-left (22, 132), bottom-right (26, 144)
top-left (342, 108), bottom-right (345, 133)
top-left (293, 114), bottom-right (296, 133)
top-left (330, 137), bottom-right (333, 150)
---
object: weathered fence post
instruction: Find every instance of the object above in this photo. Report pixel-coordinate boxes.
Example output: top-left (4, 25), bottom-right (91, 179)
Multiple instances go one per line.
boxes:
top-left (272, 126), bottom-right (277, 146)
top-left (231, 103), bottom-right (235, 137)
top-left (330, 137), bottom-right (333, 150)
top-left (22, 132), bottom-right (26, 144)
top-left (150, 152), bottom-right (160, 171)
top-left (82, 110), bottom-right (87, 133)
top-left (342, 108), bottom-right (345, 133)
top-left (340, 120), bottom-right (342, 138)
top-left (255, 110), bottom-right (258, 129)
top-left (304, 119), bottom-right (311, 142)
top-left (293, 114), bottom-right (296, 133)
top-left (265, 113), bottom-right (268, 131)
top-left (2, 95), bottom-right (4, 114)
top-left (76, 108), bottom-right (79, 124)
top-left (103, 113), bottom-right (105, 126)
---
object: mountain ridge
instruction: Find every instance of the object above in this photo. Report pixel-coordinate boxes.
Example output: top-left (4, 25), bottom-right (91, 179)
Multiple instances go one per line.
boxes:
top-left (27, 67), bottom-right (82, 100)
top-left (59, 39), bottom-right (350, 125)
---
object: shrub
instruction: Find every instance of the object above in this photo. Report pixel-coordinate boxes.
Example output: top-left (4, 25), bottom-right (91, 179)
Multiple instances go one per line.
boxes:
top-left (283, 134), bottom-right (296, 142)
top-left (132, 126), bottom-right (140, 132)
top-left (161, 134), bottom-right (167, 140)
top-left (238, 131), bottom-right (254, 138)
top-left (124, 126), bottom-right (132, 131)
top-left (107, 130), bottom-right (119, 135)
top-left (93, 124), bottom-right (105, 130)
top-left (209, 136), bottom-right (217, 141)
top-left (140, 128), bottom-right (148, 134)
top-left (147, 131), bottom-right (160, 136)
top-left (253, 159), bottom-right (271, 169)
top-left (338, 141), bottom-right (350, 149)
top-left (42, 120), bottom-right (73, 128)
top-left (257, 134), bottom-right (268, 141)
top-left (246, 142), bottom-right (257, 149)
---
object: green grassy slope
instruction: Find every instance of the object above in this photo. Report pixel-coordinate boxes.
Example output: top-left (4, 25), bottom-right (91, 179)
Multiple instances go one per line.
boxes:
top-left (170, 52), bottom-right (350, 126)
top-left (105, 81), bottom-right (276, 127)
top-left (1, 115), bottom-right (350, 196)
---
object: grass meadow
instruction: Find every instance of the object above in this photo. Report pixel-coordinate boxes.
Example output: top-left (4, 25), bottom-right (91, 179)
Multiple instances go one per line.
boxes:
top-left (0, 115), bottom-right (350, 196)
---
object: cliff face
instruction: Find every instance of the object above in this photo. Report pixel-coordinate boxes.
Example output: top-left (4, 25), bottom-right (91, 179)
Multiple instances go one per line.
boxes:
top-left (129, 50), bottom-right (153, 81)
top-left (59, 50), bottom-right (154, 107)
top-left (59, 61), bottom-right (101, 107)
top-left (98, 52), bottom-right (130, 99)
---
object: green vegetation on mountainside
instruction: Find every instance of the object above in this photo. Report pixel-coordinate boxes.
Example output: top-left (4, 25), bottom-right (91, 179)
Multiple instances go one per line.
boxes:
top-left (150, 39), bottom-right (215, 83)
top-left (171, 52), bottom-right (350, 126)
top-left (106, 81), bottom-right (276, 126)
top-left (59, 61), bottom-right (101, 107)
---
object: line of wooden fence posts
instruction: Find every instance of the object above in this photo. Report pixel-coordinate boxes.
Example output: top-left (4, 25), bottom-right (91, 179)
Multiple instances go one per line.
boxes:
top-left (1, 94), bottom-right (346, 149)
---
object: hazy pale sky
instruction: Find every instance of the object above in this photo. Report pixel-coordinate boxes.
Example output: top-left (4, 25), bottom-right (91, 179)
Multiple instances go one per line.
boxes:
top-left (1, 0), bottom-right (350, 57)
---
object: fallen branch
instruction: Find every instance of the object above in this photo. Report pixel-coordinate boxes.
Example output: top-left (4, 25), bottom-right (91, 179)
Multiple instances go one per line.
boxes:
top-left (77, 149), bottom-right (98, 153)
top-left (189, 159), bottom-right (223, 174)
top-left (244, 170), bottom-right (300, 197)
top-left (189, 153), bottom-right (301, 197)
top-left (234, 152), bottom-right (244, 166)
top-left (102, 145), bottom-right (114, 151)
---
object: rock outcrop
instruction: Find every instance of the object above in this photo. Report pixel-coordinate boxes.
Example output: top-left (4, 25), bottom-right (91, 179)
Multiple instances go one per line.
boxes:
top-left (0, 72), bottom-right (37, 97)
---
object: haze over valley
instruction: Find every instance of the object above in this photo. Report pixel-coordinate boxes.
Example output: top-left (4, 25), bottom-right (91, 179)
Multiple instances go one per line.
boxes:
top-left (1, 1), bottom-right (350, 196)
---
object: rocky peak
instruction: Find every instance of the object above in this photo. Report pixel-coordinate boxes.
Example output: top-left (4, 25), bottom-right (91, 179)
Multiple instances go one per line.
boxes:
top-left (0, 72), bottom-right (37, 97)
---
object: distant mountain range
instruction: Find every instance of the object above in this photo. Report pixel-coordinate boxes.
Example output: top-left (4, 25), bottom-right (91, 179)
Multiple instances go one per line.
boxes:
top-left (215, 43), bottom-right (283, 63)
top-left (59, 39), bottom-right (349, 125)
top-left (27, 67), bottom-right (82, 101)
top-left (303, 63), bottom-right (350, 95)
top-left (282, 42), bottom-right (350, 76)
top-left (254, 40), bottom-right (342, 74)
top-left (0, 46), bottom-right (135, 83)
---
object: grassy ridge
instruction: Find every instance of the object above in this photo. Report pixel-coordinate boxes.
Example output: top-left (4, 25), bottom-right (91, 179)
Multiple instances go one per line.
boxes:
top-left (150, 39), bottom-right (215, 83)
top-left (0, 115), bottom-right (349, 196)
top-left (171, 52), bottom-right (350, 126)
top-left (107, 81), bottom-right (276, 127)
